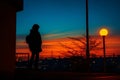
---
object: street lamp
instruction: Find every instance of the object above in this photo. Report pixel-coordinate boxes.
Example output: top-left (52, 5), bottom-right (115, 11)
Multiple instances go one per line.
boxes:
top-left (99, 28), bottom-right (108, 72)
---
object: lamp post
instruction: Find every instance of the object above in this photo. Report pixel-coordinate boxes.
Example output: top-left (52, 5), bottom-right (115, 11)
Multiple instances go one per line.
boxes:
top-left (86, 0), bottom-right (90, 72)
top-left (99, 28), bottom-right (108, 72)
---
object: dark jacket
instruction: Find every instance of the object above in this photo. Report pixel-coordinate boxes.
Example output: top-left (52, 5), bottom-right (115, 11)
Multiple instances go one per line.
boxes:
top-left (26, 29), bottom-right (42, 53)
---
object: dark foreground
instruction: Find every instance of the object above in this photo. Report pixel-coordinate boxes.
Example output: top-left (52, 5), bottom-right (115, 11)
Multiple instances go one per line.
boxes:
top-left (0, 69), bottom-right (120, 80)
top-left (13, 69), bottom-right (120, 80)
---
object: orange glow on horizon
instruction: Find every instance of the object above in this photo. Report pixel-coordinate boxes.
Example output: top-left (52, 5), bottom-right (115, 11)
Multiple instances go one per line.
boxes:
top-left (16, 35), bottom-right (120, 58)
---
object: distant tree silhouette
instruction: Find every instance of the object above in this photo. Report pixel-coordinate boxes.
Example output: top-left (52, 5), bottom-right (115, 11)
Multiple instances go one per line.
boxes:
top-left (59, 35), bottom-right (101, 71)
top-left (59, 35), bottom-right (101, 57)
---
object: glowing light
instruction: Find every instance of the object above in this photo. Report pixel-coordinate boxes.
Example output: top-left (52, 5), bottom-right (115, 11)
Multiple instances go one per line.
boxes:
top-left (99, 28), bottom-right (108, 36)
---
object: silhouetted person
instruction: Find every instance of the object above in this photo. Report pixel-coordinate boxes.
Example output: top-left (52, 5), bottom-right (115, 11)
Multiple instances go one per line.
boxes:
top-left (26, 24), bottom-right (42, 69)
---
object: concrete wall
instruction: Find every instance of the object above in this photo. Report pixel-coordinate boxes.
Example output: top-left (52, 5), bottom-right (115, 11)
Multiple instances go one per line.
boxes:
top-left (0, 1), bottom-right (16, 75)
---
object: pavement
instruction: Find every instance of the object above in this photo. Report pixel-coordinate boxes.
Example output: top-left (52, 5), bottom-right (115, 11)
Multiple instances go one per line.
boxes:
top-left (14, 69), bottom-right (120, 80)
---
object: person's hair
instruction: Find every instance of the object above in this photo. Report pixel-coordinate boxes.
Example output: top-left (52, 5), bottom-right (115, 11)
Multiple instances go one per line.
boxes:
top-left (32, 24), bottom-right (40, 30)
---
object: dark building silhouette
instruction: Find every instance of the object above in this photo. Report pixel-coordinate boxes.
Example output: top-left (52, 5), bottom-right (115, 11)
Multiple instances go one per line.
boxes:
top-left (0, 0), bottom-right (23, 78)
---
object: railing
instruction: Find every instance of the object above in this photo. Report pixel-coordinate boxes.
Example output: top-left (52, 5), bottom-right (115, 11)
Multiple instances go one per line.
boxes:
top-left (16, 53), bottom-right (30, 62)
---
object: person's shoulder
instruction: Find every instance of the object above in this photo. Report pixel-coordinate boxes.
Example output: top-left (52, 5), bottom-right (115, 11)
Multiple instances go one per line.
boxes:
top-left (37, 32), bottom-right (40, 35)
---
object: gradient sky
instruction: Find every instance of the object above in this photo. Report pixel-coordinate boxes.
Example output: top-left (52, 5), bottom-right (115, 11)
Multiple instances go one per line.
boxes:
top-left (16, 0), bottom-right (120, 38)
top-left (16, 0), bottom-right (120, 58)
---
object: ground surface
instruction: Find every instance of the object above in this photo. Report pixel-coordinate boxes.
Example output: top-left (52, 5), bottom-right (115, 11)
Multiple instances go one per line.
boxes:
top-left (14, 69), bottom-right (120, 80)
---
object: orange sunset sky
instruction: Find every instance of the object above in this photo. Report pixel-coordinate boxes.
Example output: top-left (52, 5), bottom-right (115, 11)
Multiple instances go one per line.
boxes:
top-left (16, 35), bottom-right (120, 58)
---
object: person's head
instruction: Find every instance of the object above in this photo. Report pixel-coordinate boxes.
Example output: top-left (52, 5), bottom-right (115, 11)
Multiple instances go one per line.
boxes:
top-left (32, 24), bottom-right (40, 31)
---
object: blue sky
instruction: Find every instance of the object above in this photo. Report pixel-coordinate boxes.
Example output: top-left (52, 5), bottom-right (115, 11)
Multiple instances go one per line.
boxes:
top-left (16, 0), bottom-right (120, 39)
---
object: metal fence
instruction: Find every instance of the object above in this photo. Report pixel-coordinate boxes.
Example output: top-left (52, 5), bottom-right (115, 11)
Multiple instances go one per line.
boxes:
top-left (16, 53), bottom-right (30, 62)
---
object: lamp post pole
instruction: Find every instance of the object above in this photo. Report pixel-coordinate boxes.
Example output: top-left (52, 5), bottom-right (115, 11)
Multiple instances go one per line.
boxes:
top-left (99, 28), bottom-right (108, 72)
top-left (103, 36), bottom-right (106, 72)
top-left (86, 0), bottom-right (90, 72)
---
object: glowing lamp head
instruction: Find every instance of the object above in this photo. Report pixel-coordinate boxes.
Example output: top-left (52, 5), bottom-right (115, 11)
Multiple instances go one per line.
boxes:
top-left (99, 28), bottom-right (108, 36)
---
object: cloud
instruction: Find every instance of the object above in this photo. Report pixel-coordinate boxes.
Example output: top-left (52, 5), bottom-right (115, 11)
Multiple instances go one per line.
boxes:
top-left (42, 30), bottom-right (81, 40)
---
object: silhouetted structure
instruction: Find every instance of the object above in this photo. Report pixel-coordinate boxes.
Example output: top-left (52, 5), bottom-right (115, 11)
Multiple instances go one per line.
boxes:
top-left (26, 24), bottom-right (42, 69)
top-left (0, 0), bottom-right (23, 79)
